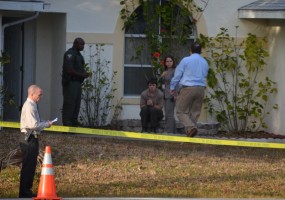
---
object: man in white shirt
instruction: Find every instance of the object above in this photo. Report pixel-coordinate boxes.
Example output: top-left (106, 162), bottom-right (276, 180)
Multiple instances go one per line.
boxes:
top-left (19, 85), bottom-right (53, 198)
top-left (170, 42), bottom-right (209, 137)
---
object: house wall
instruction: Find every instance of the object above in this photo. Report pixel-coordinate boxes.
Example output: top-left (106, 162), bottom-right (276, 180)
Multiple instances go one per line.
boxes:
top-left (34, 13), bottom-right (66, 121)
top-left (35, 0), bottom-right (284, 133)
top-left (44, 0), bottom-right (126, 123)
top-left (265, 20), bottom-right (285, 135)
top-left (200, 1), bottom-right (284, 134)
top-left (197, 0), bottom-right (268, 37)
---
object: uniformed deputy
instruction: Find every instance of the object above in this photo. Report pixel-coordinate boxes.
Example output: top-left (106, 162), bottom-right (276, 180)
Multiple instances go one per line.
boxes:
top-left (19, 85), bottom-right (53, 198)
top-left (61, 37), bottom-right (91, 126)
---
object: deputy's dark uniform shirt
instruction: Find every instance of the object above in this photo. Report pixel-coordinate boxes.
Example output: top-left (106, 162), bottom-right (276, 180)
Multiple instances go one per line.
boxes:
top-left (62, 47), bottom-right (86, 83)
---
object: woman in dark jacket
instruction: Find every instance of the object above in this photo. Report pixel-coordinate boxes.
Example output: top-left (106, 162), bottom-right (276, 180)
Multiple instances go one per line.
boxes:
top-left (161, 55), bottom-right (176, 133)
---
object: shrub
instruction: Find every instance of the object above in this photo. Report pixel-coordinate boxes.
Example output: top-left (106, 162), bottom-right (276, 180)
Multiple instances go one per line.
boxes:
top-left (79, 44), bottom-right (119, 127)
top-left (199, 27), bottom-right (278, 132)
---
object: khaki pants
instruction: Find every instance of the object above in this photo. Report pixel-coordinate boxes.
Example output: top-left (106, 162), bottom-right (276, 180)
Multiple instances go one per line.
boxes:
top-left (176, 86), bottom-right (205, 131)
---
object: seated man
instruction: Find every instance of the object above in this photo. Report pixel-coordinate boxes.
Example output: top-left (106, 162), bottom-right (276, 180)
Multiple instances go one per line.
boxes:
top-left (140, 78), bottom-right (164, 133)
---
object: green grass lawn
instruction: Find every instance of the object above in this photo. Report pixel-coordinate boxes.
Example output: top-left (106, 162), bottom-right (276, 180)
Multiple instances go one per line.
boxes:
top-left (1, 128), bottom-right (285, 198)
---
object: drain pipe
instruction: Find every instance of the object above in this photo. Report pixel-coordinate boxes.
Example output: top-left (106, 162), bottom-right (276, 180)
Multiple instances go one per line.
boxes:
top-left (1, 11), bottom-right (39, 56)
top-left (0, 11), bottom-right (39, 119)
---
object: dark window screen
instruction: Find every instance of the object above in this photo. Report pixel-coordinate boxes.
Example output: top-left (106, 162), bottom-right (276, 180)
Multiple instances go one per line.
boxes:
top-left (124, 67), bottom-right (153, 95)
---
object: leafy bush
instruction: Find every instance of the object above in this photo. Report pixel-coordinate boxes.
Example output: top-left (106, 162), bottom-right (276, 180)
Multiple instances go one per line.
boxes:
top-left (79, 44), bottom-right (119, 127)
top-left (199, 28), bottom-right (278, 132)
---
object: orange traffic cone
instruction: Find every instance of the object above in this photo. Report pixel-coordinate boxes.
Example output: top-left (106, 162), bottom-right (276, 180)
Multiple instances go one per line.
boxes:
top-left (34, 146), bottom-right (61, 200)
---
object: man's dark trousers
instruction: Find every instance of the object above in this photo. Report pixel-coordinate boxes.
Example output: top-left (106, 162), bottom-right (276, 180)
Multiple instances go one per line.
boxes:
top-left (62, 81), bottom-right (82, 126)
top-left (140, 106), bottom-right (163, 130)
top-left (19, 135), bottom-right (38, 198)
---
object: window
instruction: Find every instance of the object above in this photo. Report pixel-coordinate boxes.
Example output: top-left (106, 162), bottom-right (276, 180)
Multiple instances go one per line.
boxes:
top-left (123, 0), bottom-right (196, 96)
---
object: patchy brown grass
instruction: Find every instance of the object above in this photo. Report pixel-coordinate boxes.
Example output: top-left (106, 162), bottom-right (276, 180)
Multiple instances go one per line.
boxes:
top-left (1, 128), bottom-right (285, 198)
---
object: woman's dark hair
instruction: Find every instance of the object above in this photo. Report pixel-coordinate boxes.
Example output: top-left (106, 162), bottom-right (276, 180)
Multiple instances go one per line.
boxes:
top-left (163, 55), bottom-right (176, 70)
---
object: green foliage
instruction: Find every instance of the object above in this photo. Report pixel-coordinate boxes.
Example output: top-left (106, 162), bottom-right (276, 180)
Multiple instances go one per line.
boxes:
top-left (199, 28), bottom-right (278, 132)
top-left (0, 52), bottom-right (10, 66)
top-left (79, 44), bottom-right (120, 127)
top-left (0, 52), bottom-right (15, 112)
top-left (120, 0), bottom-right (204, 83)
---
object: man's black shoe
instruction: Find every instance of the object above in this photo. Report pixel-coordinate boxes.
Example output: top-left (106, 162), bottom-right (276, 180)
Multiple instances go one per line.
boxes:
top-left (72, 121), bottom-right (82, 127)
top-left (141, 127), bottom-right (148, 133)
top-left (19, 192), bottom-right (37, 198)
top-left (151, 128), bottom-right (157, 133)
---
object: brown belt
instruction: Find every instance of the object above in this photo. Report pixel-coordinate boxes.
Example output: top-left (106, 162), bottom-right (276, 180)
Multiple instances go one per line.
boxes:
top-left (181, 85), bottom-right (205, 88)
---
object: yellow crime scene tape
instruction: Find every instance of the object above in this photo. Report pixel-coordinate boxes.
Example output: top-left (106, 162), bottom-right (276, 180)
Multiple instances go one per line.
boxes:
top-left (1, 121), bottom-right (285, 149)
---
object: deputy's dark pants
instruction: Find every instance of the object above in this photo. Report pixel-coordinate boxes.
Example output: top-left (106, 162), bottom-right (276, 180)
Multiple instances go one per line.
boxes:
top-left (140, 106), bottom-right (163, 129)
top-left (19, 135), bottom-right (39, 198)
top-left (62, 81), bottom-right (82, 126)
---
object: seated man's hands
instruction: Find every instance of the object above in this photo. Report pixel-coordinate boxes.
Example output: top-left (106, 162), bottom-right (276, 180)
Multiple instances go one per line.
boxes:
top-left (146, 99), bottom-right (153, 107)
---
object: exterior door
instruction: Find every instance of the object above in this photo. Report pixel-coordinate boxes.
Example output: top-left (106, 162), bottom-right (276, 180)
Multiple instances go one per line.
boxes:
top-left (3, 20), bottom-right (35, 121)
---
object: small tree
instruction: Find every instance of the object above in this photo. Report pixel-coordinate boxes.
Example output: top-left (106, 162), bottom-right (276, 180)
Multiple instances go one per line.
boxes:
top-left (79, 44), bottom-right (118, 127)
top-left (199, 28), bottom-right (278, 132)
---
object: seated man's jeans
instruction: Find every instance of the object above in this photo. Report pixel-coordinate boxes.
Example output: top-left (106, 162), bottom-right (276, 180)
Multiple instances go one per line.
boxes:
top-left (140, 106), bottom-right (163, 130)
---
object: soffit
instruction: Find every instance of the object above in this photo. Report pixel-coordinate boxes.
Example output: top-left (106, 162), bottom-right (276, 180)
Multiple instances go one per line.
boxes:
top-left (238, 0), bottom-right (285, 19)
top-left (0, 1), bottom-right (48, 17)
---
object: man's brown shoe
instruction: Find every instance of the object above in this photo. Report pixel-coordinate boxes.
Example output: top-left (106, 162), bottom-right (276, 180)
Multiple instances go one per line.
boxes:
top-left (186, 128), bottom-right (198, 137)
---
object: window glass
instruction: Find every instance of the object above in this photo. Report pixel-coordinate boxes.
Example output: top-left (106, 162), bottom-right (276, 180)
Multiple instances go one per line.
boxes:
top-left (124, 67), bottom-right (154, 95)
top-left (125, 37), bottom-right (151, 65)
top-left (125, 6), bottom-right (146, 34)
top-left (161, 38), bottom-right (193, 63)
top-left (123, 0), bottom-right (196, 96)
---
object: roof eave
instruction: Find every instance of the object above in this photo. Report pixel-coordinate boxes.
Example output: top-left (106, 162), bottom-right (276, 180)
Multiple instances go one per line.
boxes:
top-left (238, 10), bottom-right (285, 19)
top-left (0, 1), bottom-right (49, 12)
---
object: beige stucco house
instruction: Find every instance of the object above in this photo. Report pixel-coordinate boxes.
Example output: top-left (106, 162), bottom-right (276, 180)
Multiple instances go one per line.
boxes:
top-left (0, 0), bottom-right (284, 134)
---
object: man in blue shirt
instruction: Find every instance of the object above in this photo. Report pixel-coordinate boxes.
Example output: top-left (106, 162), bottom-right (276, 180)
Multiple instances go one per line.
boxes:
top-left (170, 42), bottom-right (209, 137)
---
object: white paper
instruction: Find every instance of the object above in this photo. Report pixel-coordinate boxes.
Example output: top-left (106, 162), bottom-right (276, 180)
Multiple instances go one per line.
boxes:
top-left (51, 117), bottom-right (58, 123)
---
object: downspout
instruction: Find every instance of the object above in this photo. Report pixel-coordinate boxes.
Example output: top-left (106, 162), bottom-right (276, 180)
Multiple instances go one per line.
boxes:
top-left (1, 11), bottom-right (39, 56)
top-left (0, 11), bottom-right (39, 119)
